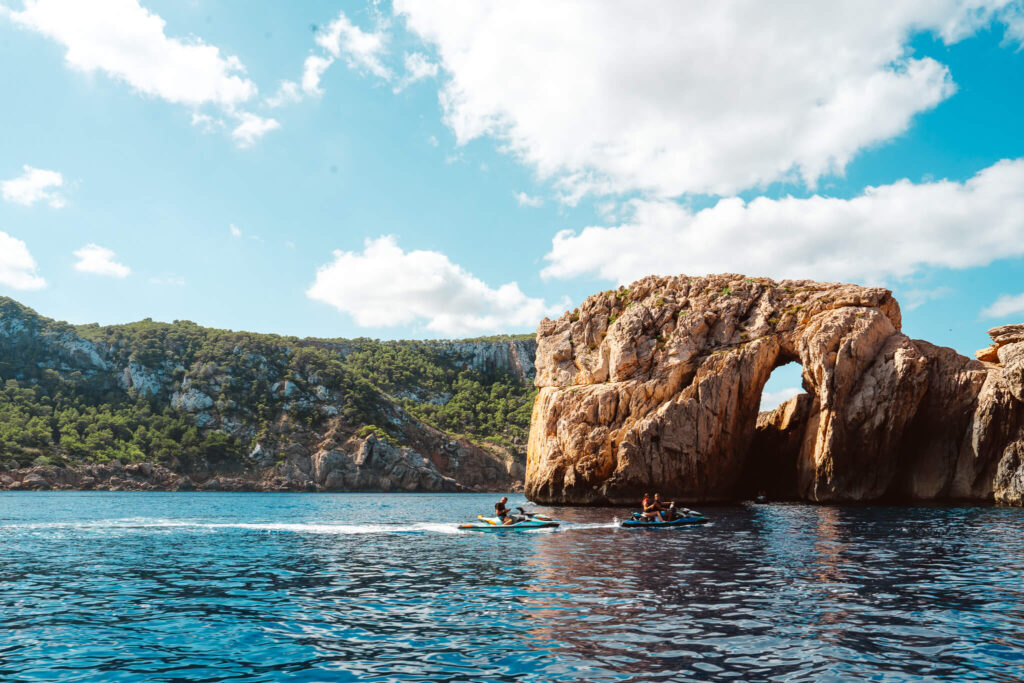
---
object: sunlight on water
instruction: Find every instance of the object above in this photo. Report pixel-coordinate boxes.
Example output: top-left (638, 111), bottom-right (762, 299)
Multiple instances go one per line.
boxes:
top-left (1, 492), bottom-right (1022, 682)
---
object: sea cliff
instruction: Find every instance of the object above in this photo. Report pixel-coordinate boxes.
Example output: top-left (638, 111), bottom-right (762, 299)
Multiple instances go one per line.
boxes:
top-left (525, 274), bottom-right (1024, 505)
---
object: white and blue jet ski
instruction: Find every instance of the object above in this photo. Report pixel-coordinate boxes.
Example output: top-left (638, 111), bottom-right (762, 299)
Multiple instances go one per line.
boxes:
top-left (458, 508), bottom-right (560, 531)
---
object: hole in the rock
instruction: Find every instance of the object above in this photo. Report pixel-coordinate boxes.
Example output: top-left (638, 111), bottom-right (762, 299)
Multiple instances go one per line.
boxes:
top-left (738, 361), bottom-right (808, 501)
top-left (759, 362), bottom-right (803, 412)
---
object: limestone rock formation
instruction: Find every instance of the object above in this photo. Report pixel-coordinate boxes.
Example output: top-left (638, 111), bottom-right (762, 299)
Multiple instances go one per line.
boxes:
top-left (526, 274), bottom-right (1024, 505)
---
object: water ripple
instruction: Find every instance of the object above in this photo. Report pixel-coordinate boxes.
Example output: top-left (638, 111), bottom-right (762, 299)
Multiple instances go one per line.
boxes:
top-left (0, 494), bottom-right (1022, 681)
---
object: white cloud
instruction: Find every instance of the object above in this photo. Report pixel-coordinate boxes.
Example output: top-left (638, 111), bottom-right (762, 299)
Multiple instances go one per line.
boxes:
top-left (595, 200), bottom-right (621, 221)
top-left (10, 0), bottom-right (256, 108)
top-left (404, 51), bottom-right (438, 81)
top-left (899, 286), bottom-right (954, 311)
top-left (231, 112), bottom-right (279, 148)
top-left (268, 12), bottom-right (392, 106)
top-left (0, 231), bottom-right (46, 290)
top-left (1, 166), bottom-right (65, 207)
top-left (266, 79), bottom-right (302, 108)
top-left (760, 387), bottom-right (802, 412)
top-left (229, 224), bottom-right (242, 238)
top-left (265, 56), bottom-right (338, 107)
top-left (73, 244), bottom-right (130, 278)
top-left (983, 292), bottom-right (1024, 318)
top-left (396, 1), bottom-right (1022, 200)
top-left (1004, 7), bottom-right (1024, 44)
top-left (514, 191), bottom-right (543, 208)
top-left (316, 11), bottom-right (391, 80)
top-left (9, 0), bottom-right (280, 146)
top-left (266, 54), bottom-right (332, 107)
top-left (542, 158), bottom-right (1024, 285)
top-left (307, 235), bottom-right (562, 335)
top-left (301, 55), bottom-right (334, 96)
top-left (427, 135), bottom-right (439, 147)
top-left (394, 51), bottom-right (438, 92)
top-left (190, 112), bottom-right (224, 133)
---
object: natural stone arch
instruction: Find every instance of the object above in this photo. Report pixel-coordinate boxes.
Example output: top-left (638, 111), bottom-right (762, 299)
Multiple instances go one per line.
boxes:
top-left (525, 274), bottom-right (1023, 505)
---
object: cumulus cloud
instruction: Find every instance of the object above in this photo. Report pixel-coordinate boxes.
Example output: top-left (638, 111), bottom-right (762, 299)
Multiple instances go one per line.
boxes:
top-left (542, 158), bottom-right (1024, 285)
top-left (0, 231), bottom-right (46, 290)
top-left (396, 1), bottom-right (1022, 200)
top-left (316, 11), bottom-right (392, 80)
top-left (229, 224), bottom-right (242, 238)
top-left (73, 244), bottom-right (130, 278)
top-left (307, 235), bottom-right (562, 335)
top-left (403, 52), bottom-right (438, 81)
top-left (301, 55), bottom-right (334, 96)
top-left (982, 292), bottom-right (1024, 318)
top-left (1, 166), bottom-right (65, 207)
top-left (393, 51), bottom-right (438, 92)
top-left (9, 0), bottom-right (276, 146)
top-left (10, 0), bottom-right (255, 106)
top-left (190, 112), bottom-right (223, 132)
top-left (514, 192), bottom-right (543, 208)
top-left (231, 113), bottom-right (280, 148)
top-left (268, 11), bottom-right (392, 106)
top-left (265, 79), bottom-right (302, 108)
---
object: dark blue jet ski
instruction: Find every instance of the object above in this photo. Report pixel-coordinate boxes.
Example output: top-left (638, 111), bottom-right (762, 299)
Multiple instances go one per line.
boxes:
top-left (620, 510), bottom-right (708, 528)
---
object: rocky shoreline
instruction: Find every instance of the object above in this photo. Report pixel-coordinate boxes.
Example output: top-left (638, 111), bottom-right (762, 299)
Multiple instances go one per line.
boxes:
top-left (0, 434), bottom-right (522, 493)
top-left (525, 274), bottom-right (1024, 506)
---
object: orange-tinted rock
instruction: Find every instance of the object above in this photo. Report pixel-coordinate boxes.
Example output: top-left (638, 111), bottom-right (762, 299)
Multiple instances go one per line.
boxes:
top-left (526, 273), bottom-right (1024, 505)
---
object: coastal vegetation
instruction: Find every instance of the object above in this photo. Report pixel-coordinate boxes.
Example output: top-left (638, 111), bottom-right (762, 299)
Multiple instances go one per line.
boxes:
top-left (0, 297), bottom-right (537, 471)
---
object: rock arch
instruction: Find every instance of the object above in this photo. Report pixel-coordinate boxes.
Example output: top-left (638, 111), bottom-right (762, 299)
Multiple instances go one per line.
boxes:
top-left (525, 274), bottom-right (1024, 505)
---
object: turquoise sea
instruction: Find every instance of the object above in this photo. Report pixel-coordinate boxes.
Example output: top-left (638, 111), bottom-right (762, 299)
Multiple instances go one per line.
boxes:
top-left (1, 492), bottom-right (1022, 681)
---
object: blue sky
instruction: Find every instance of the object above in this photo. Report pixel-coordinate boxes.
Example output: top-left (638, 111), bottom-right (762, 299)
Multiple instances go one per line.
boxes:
top-left (1, 1), bottom-right (1023, 403)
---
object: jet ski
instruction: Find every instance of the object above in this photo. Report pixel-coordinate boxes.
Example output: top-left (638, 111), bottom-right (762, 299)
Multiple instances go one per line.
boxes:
top-left (458, 508), bottom-right (560, 531)
top-left (620, 509), bottom-right (708, 528)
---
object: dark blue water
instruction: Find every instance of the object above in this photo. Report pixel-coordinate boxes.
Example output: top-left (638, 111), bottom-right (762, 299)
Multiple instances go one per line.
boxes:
top-left (1, 493), bottom-right (1022, 682)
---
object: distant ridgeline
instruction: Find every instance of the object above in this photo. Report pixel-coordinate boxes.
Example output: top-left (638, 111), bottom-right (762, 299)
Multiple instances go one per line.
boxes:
top-left (0, 297), bottom-right (537, 492)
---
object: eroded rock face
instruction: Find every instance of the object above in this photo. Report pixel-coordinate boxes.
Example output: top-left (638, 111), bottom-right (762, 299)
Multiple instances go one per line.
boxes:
top-left (526, 274), bottom-right (1024, 505)
top-left (0, 432), bottom-right (485, 493)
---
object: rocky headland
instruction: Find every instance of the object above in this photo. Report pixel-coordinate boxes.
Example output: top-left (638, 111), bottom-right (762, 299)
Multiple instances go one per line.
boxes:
top-left (526, 274), bottom-right (1024, 506)
top-left (0, 298), bottom-right (535, 492)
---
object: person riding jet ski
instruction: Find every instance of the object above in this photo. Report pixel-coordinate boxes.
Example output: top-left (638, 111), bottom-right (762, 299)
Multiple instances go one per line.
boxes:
top-left (654, 493), bottom-right (679, 521)
top-left (495, 496), bottom-right (517, 525)
top-left (640, 493), bottom-right (679, 522)
top-left (640, 493), bottom-right (661, 522)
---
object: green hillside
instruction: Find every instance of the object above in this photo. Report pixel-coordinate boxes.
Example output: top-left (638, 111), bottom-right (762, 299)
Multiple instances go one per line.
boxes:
top-left (0, 297), bottom-right (537, 472)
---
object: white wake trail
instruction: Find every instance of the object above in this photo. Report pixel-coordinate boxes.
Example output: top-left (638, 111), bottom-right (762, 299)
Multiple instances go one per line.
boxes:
top-left (0, 519), bottom-right (464, 535)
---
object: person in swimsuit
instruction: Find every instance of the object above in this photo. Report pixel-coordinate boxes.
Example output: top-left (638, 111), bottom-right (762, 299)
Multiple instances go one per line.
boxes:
top-left (654, 493), bottom-right (677, 521)
top-left (641, 493), bottom-right (662, 522)
top-left (495, 496), bottom-right (515, 525)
